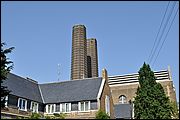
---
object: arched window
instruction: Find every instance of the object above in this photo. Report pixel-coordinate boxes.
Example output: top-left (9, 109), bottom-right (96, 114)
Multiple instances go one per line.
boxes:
top-left (119, 95), bottom-right (127, 104)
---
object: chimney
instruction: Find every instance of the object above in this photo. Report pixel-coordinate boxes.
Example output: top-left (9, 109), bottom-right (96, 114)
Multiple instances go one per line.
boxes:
top-left (168, 65), bottom-right (172, 81)
top-left (102, 68), bottom-right (108, 81)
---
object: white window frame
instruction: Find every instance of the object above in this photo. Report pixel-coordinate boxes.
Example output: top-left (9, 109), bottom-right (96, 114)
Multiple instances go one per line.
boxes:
top-left (119, 95), bottom-right (127, 104)
top-left (60, 103), bottom-right (71, 113)
top-left (5, 96), bottom-right (8, 107)
top-left (78, 101), bottom-right (90, 112)
top-left (30, 101), bottom-right (39, 113)
top-left (54, 104), bottom-right (60, 113)
top-left (105, 95), bottom-right (110, 115)
top-left (46, 104), bottom-right (55, 114)
top-left (17, 98), bottom-right (27, 111)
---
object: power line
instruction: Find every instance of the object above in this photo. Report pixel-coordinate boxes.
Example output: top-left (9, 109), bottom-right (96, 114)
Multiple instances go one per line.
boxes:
top-left (147, 1), bottom-right (170, 63)
top-left (152, 6), bottom-right (179, 67)
top-left (149, 1), bottom-right (177, 64)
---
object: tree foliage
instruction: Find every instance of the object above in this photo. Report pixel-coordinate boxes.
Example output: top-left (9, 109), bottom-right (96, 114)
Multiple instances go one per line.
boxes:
top-left (134, 62), bottom-right (173, 119)
top-left (29, 113), bottom-right (42, 119)
top-left (170, 101), bottom-right (179, 119)
top-left (95, 109), bottom-right (110, 119)
top-left (1, 42), bottom-right (14, 108)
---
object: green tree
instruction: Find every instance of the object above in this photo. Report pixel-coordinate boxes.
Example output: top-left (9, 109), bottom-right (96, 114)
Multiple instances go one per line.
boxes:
top-left (170, 101), bottom-right (179, 119)
top-left (134, 62), bottom-right (173, 119)
top-left (95, 109), bottom-right (110, 119)
top-left (1, 42), bottom-right (14, 108)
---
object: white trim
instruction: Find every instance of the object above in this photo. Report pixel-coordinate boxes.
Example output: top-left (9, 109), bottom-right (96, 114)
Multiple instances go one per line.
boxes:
top-left (46, 104), bottom-right (55, 114)
top-left (105, 95), bottom-right (110, 115)
top-left (17, 98), bottom-right (27, 111)
top-left (53, 104), bottom-right (56, 113)
top-left (60, 104), bottom-right (62, 112)
top-left (36, 103), bottom-right (39, 113)
top-left (109, 79), bottom-right (171, 87)
top-left (97, 79), bottom-right (106, 99)
top-left (69, 103), bottom-right (71, 112)
top-left (54, 104), bottom-right (60, 113)
top-left (78, 101), bottom-right (91, 112)
top-left (88, 101), bottom-right (90, 110)
top-left (61, 103), bottom-right (71, 113)
top-left (108, 69), bottom-right (168, 77)
top-left (46, 105), bottom-right (48, 113)
top-left (38, 85), bottom-right (45, 103)
top-left (30, 101), bottom-right (39, 113)
top-left (71, 109), bottom-right (98, 113)
top-left (78, 102), bottom-right (80, 111)
top-left (5, 96), bottom-right (8, 107)
top-left (97, 79), bottom-right (106, 109)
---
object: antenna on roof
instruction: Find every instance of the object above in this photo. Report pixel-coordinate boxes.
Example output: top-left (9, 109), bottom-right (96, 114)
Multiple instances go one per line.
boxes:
top-left (58, 64), bottom-right (60, 81)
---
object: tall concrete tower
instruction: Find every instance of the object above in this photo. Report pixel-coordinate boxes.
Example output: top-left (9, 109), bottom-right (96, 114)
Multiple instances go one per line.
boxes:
top-left (71, 24), bottom-right (87, 80)
top-left (87, 38), bottom-right (99, 78)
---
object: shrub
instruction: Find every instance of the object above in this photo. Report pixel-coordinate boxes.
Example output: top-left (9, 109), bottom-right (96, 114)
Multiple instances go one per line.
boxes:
top-left (95, 109), bottom-right (110, 119)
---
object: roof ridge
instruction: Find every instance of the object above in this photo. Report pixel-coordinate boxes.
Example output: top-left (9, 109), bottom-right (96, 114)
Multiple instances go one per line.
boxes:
top-left (39, 77), bottom-right (102, 85)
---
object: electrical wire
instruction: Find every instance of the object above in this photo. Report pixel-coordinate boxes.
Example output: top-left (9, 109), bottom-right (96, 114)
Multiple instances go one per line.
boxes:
top-left (152, 6), bottom-right (179, 67)
top-left (149, 1), bottom-right (177, 64)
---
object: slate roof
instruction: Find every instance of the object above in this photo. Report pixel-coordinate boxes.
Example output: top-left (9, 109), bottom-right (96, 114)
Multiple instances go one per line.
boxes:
top-left (3, 73), bottom-right (103, 104)
top-left (39, 77), bottom-right (102, 103)
top-left (3, 73), bottom-right (43, 103)
top-left (114, 104), bottom-right (132, 119)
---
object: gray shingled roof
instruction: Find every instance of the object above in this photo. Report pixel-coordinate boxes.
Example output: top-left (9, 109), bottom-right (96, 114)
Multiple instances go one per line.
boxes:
top-left (39, 77), bottom-right (102, 104)
top-left (3, 73), bottom-right (43, 103)
top-left (114, 104), bottom-right (132, 119)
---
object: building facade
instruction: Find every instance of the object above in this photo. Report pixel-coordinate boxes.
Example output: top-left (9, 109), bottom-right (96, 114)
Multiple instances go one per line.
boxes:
top-left (87, 38), bottom-right (98, 78)
top-left (71, 25), bottom-right (99, 80)
top-left (1, 71), bottom-right (114, 119)
top-left (108, 67), bottom-right (177, 119)
top-left (71, 24), bottom-right (87, 80)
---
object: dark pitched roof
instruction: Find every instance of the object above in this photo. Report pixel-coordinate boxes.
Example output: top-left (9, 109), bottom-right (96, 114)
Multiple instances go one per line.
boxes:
top-left (3, 73), bottom-right (43, 103)
top-left (39, 77), bottom-right (103, 104)
top-left (114, 104), bottom-right (132, 119)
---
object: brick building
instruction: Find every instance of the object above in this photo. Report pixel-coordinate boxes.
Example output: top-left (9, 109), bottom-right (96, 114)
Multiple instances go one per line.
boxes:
top-left (108, 67), bottom-right (177, 119)
top-left (71, 25), bottom-right (99, 80)
top-left (87, 38), bottom-right (98, 78)
top-left (71, 24), bottom-right (88, 80)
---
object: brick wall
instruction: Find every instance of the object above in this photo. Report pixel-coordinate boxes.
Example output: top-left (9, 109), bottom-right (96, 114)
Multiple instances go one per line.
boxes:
top-left (99, 80), bottom-right (115, 119)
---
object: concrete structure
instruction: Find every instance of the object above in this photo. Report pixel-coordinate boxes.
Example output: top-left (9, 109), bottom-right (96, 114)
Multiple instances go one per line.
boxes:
top-left (71, 24), bottom-right (87, 80)
top-left (87, 38), bottom-right (98, 78)
top-left (1, 70), bottom-right (114, 119)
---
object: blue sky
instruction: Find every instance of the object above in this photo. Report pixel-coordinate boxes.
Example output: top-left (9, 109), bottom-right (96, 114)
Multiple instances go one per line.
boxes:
top-left (1, 1), bottom-right (179, 102)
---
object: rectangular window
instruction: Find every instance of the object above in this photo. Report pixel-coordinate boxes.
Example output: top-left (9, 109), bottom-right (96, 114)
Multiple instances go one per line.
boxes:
top-left (85, 101), bottom-right (89, 111)
top-left (46, 104), bottom-right (55, 113)
top-left (18, 98), bottom-right (27, 111)
top-left (61, 103), bottom-right (71, 112)
top-left (81, 102), bottom-right (84, 111)
top-left (55, 104), bottom-right (60, 112)
top-left (79, 101), bottom-right (90, 111)
top-left (62, 103), bottom-right (65, 112)
top-left (105, 95), bottom-right (110, 115)
top-left (30, 101), bottom-right (39, 113)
